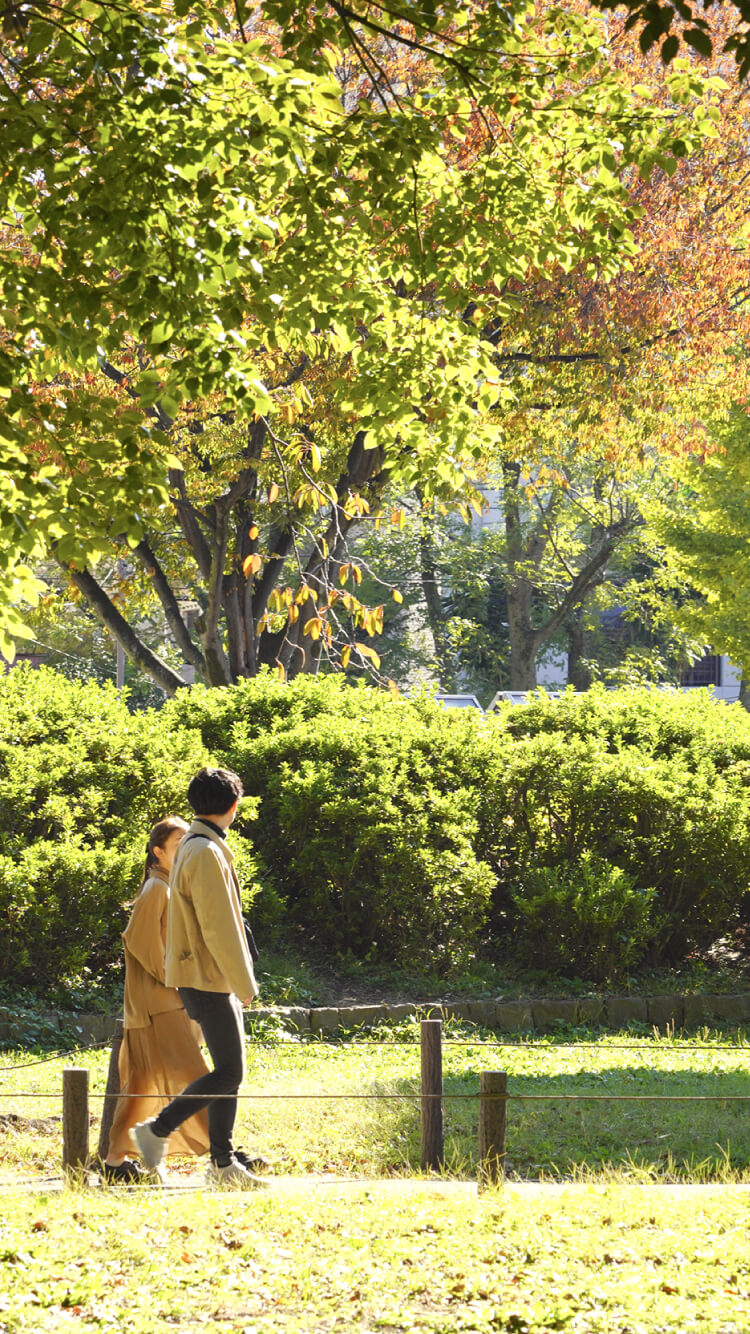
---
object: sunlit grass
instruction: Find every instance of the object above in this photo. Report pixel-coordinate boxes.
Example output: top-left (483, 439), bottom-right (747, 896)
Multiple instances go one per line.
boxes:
top-left (2, 1024), bottom-right (750, 1182)
top-left (2, 1182), bottom-right (750, 1332)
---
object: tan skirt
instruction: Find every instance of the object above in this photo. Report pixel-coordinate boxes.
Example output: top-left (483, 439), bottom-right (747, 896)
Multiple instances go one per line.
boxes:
top-left (107, 1008), bottom-right (210, 1158)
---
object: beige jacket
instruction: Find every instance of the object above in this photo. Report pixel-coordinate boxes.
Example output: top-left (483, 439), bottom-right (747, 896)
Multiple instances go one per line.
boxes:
top-left (165, 819), bottom-right (258, 1000)
top-left (122, 870), bottom-right (183, 1030)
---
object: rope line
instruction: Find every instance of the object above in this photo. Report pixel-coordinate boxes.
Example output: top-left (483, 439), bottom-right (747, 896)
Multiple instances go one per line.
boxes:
top-left (1, 1038), bottom-right (749, 1072)
top-left (6, 1089), bottom-right (750, 1103)
top-left (0, 1039), bottom-right (112, 1073)
top-left (252, 1040), bottom-right (750, 1052)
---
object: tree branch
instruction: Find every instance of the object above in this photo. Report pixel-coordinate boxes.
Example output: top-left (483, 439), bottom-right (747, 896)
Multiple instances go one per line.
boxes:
top-left (132, 538), bottom-right (206, 673)
top-left (169, 468), bottom-right (213, 579)
top-left (199, 509), bottom-right (232, 686)
top-left (56, 558), bottom-right (187, 695)
top-left (537, 519), bottom-right (640, 644)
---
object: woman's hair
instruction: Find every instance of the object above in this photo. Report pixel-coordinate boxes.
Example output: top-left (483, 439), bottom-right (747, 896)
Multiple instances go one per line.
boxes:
top-left (139, 816), bottom-right (189, 891)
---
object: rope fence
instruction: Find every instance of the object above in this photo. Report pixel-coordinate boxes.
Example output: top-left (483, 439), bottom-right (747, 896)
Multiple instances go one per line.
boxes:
top-left (3, 1038), bottom-right (748, 1073)
top-left (2, 1018), bottom-right (750, 1186)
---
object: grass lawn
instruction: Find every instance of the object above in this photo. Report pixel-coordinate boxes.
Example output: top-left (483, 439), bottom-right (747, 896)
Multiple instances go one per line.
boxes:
top-left (1, 1024), bottom-right (750, 1182)
top-left (1, 1181), bottom-right (749, 1332)
top-left (2, 1028), bottom-right (750, 1332)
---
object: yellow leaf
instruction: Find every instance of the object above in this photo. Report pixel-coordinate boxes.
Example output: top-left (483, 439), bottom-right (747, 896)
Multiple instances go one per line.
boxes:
top-left (268, 482), bottom-right (280, 503)
top-left (242, 553), bottom-right (262, 577)
top-left (355, 642), bottom-right (381, 669)
top-left (276, 663), bottom-right (286, 681)
top-left (289, 604), bottom-right (299, 624)
top-left (352, 565), bottom-right (362, 585)
top-left (388, 679), bottom-right (400, 699)
top-left (341, 645), bottom-right (351, 669)
top-left (392, 589), bottom-right (403, 604)
top-left (310, 443), bottom-right (322, 472)
top-left (339, 563), bottom-right (350, 586)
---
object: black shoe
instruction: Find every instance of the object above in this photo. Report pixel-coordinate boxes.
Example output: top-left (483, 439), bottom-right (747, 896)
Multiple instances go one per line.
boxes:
top-left (100, 1159), bottom-right (149, 1184)
top-left (233, 1148), bottom-right (270, 1174)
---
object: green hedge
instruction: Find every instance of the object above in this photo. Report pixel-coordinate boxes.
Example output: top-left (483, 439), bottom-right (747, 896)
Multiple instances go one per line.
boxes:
top-left (482, 688), bottom-right (750, 965)
top-left (0, 667), bottom-right (209, 991)
top-left (166, 675), bottom-right (495, 970)
top-left (167, 678), bottom-right (750, 978)
top-left (2, 668), bottom-right (750, 991)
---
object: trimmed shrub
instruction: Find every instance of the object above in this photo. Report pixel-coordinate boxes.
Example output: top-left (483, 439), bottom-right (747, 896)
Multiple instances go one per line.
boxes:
top-left (510, 852), bottom-right (657, 981)
top-left (165, 676), bottom-right (750, 973)
top-left (166, 676), bottom-right (495, 971)
top-left (483, 692), bottom-right (750, 964)
top-left (3, 667), bottom-right (750, 991)
top-left (0, 666), bottom-right (210, 990)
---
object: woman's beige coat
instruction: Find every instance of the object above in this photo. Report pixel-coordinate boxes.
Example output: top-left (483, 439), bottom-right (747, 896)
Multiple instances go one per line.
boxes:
top-left (165, 819), bottom-right (258, 1000)
top-left (109, 867), bottom-right (210, 1158)
top-left (122, 869), bottom-right (183, 1029)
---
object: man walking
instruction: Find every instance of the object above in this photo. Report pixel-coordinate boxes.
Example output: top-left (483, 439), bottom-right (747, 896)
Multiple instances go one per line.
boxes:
top-left (132, 766), bottom-right (265, 1188)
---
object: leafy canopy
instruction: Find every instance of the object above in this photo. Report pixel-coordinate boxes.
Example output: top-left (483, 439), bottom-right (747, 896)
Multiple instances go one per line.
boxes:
top-left (0, 0), bottom-right (720, 657)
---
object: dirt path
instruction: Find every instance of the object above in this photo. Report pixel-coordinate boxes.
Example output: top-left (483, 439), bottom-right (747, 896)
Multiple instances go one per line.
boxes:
top-left (3, 1172), bottom-right (750, 1198)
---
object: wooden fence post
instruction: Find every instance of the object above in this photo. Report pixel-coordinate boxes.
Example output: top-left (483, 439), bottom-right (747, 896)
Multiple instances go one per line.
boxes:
top-left (478, 1070), bottom-right (507, 1189)
top-left (96, 1019), bottom-right (124, 1161)
top-left (62, 1067), bottom-right (90, 1178)
top-left (420, 1017), bottom-right (443, 1171)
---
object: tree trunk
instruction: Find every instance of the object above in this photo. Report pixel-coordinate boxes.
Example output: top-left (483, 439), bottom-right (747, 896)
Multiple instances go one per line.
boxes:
top-left (503, 461), bottom-right (538, 690)
top-left (418, 503), bottom-right (455, 691)
top-left (565, 611), bottom-right (591, 691)
top-left (507, 613), bottom-right (538, 689)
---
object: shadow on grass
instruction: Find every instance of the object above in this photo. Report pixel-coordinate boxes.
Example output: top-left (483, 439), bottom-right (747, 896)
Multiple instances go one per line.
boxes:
top-left (318, 1065), bottom-right (750, 1183)
top-left (445, 1064), bottom-right (750, 1181)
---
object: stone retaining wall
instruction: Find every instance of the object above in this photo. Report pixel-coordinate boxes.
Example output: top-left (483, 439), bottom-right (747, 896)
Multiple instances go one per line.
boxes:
top-left (2, 993), bottom-right (750, 1047)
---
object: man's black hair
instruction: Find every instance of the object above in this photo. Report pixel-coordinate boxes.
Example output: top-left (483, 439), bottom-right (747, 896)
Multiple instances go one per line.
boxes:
top-left (188, 766), bottom-right (244, 816)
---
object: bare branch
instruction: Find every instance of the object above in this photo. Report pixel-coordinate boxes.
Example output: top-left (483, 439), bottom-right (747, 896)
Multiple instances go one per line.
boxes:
top-left (132, 538), bottom-right (206, 673)
top-left (55, 556), bottom-right (187, 695)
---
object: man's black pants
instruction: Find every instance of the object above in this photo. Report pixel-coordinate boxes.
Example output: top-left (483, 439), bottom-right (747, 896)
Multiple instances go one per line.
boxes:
top-left (152, 988), bottom-right (245, 1166)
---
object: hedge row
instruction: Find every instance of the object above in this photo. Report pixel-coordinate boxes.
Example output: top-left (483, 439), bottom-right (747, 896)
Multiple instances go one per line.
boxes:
top-left (164, 677), bottom-right (750, 979)
top-left (1, 667), bottom-right (749, 990)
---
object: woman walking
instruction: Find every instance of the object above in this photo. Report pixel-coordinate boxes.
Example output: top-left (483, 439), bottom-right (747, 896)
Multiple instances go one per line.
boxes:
top-left (101, 816), bottom-right (210, 1182)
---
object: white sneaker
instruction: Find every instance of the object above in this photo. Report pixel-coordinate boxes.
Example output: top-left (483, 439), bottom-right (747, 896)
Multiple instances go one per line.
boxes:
top-left (130, 1119), bottom-right (168, 1171)
top-left (206, 1158), bottom-right (268, 1190)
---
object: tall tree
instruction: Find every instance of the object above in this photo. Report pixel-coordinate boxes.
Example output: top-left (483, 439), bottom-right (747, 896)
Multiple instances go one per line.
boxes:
top-left (1, 1), bottom-right (717, 681)
top-left (404, 456), bottom-right (653, 692)
top-left (646, 406), bottom-right (750, 694)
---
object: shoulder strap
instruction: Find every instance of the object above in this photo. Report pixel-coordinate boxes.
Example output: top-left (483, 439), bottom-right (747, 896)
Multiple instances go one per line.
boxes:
top-left (181, 832), bottom-right (259, 963)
